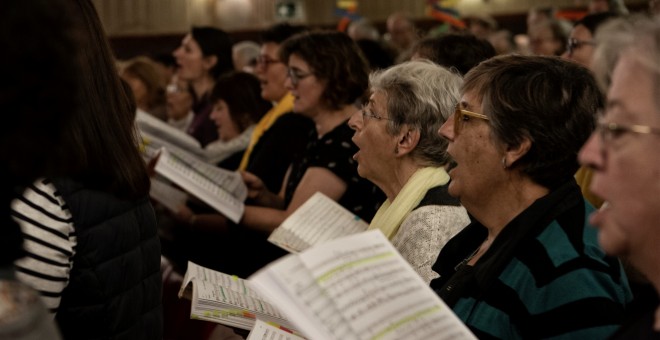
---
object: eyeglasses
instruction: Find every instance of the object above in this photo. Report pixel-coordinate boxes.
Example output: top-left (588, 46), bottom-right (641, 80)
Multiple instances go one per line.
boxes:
top-left (596, 121), bottom-right (660, 144)
top-left (287, 68), bottom-right (314, 86)
top-left (166, 83), bottom-right (188, 94)
top-left (256, 55), bottom-right (282, 68)
top-left (567, 38), bottom-right (595, 54)
top-left (361, 103), bottom-right (393, 122)
top-left (453, 104), bottom-right (489, 134)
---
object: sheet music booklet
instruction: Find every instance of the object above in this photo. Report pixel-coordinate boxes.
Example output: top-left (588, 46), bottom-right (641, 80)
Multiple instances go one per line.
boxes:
top-left (267, 192), bottom-right (368, 253)
top-left (153, 147), bottom-right (247, 223)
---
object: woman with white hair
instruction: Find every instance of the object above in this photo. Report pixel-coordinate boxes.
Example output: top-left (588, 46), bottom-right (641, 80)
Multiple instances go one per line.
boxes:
top-left (348, 60), bottom-right (470, 284)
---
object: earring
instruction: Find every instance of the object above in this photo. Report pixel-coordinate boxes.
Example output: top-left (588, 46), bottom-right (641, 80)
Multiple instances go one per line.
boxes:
top-left (502, 157), bottom-right (507, 169)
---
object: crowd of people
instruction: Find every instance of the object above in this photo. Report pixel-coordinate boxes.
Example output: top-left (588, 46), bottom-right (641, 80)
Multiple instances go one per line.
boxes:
top-left (2, 0), bottom-right (660, 339)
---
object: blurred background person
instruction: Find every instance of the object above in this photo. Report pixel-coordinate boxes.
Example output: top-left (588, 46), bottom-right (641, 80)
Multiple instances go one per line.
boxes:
top-left (165, 74), bottom-right (195, 131)
top-left (464, 14), bottom-right (498, 40)
top-left (385, 12), bottom-right (419, 62)
top-left (432, 55), bottom-right (631, 338)
top-left (349, 60), bottom-right (469, 284)
top-left (11, 0), bottom-right (162, 338)
top-left (563, 11), bottom-right (619, 209)
top-left (527, 18), bottom-right (571, 56)
top-left (527, 6), bottom-right (557, 28)
top-left (204, 71), bottom-right (272, 169)
top-left (232, 40), bottom-right (260, 73)
top-left (589, 0), bottom-right (629, 15)
top-left (347, 18), bottom-right (381, 41)
top-left (580, 16), bottom-right (660, 339)
top-left (120, 56), bottom-right (167, 120)
top-left (151, 52), bottom-right (177, 86)
top-left (173, 26), bottom-right (233, 147)
top-left (411, 33), bottom-right (496, 75)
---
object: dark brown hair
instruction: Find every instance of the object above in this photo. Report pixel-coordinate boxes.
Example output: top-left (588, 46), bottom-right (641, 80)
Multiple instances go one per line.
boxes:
top-left (280, 30), bottom-right (369, 109)
top-left (463, 55), bottom-right (603, 189)
top-left (210, 71), bottom-right (272, 132)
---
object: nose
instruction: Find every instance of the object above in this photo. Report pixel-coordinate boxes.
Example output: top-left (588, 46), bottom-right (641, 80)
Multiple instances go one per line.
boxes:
top-left (284, 73), bottom-right (294, 90)
top-left (439, 114), bottom-right (455, 141)
top-left (348, 109), bottom-right (363, 131)
top-left (578, 132), bottom-right (604, 171)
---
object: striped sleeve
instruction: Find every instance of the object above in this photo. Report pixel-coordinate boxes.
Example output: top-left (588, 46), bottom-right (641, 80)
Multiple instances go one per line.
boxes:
top-left (11, 178), bottom-right (77, 314)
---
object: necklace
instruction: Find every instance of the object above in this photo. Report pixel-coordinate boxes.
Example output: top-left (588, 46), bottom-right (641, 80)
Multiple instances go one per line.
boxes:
top-left (454, 245), bottom-right (481, 272)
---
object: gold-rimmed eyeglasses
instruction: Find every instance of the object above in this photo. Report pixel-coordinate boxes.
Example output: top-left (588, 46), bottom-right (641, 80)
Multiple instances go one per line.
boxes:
top-left (596, 121), bottom-right (660, 144)
top-left (361, 103), bottom-right (393, 122)
top-left (454, 104), bottom-right (489, 134)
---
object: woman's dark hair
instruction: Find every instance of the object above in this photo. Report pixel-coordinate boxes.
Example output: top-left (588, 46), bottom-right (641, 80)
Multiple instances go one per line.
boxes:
top-left (574, 12), bottom-right (619, 35)
top-left (1, 0), bottom-right (78, 185)
top-left (413, 33), bottom-right (496, 75)
top-left (191, 26), bottom-right (234, 79)
top-left (56, 0), bottom-right (150, 199)
top-left (260, 23), bottom-right (307, 44)
top-left (280, 30), bottom-right (369, 109)
top-left (210, 72), bottom-right (272, 132)
top-left (463, 55), bottom-right (603, 189)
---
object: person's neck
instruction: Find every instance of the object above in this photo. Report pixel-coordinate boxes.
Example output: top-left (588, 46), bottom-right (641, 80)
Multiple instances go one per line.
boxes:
top-left (313, 104), bottom-right (357, 138)
top-left (377, 159), bottom-right (422, 202)
top-left (469, 175), bottom-right (549, 249)
top-left (191, 74), bottom-right (215, 100)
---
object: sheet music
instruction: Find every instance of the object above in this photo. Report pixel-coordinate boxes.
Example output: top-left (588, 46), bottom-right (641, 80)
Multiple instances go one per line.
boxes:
top-left (251, 231), bottom-right (476, 340)
top-left (155, 148), bottom-right (245, 223)
top-left (268, 192), bottom-right (368, 253)
top-left (179, 262), bottom-right (261, 299)
top-left (136, 109), bottom-right (202, 153)
top-left (300, 231), bottom-right (476, 340)
top-left (247, 320), bottom-right (305, 340)
top-left (149, 178), bottom-right (188, 213)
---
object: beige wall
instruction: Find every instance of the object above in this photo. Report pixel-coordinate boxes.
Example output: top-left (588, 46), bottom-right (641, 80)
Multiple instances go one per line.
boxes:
top-left (93, 0), bottom-right (647, 36)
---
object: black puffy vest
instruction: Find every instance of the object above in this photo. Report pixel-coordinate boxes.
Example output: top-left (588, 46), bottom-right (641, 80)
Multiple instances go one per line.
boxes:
top-left (53, 179), bottom-right (162, 339)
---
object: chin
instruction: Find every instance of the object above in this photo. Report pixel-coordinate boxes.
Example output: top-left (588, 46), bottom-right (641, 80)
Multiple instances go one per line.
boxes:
top-left (597, 229), bottom-right (628, 257)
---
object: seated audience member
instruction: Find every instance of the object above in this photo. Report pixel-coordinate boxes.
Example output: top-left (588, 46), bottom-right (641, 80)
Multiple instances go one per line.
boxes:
top-left (385, 12), bottom-right (419, 62)
top-left (165, 75), bottom-right (195, 131)
top-left (173, 26), bottom-right (234, 147)
top-left (11, 0), bottom-right (162, 338)
top-left (431, 55), bottom-right (632, 338)
top-left (1, 0), bottom-right (78, 338)
top-left (528, 18), bottom-right (571, 56)
top-left (120, 56), bottom-right (167, 120)
top-left (204, 71), bottom-right (272, 168)
top-left (348, 60), bottom-right (470, 284)
top-left (563, 11), bottom-right (619, 208)
top-left (579, 16), bottom-right (660, 339)
top-left (411, 33), bottom-right (496, 75)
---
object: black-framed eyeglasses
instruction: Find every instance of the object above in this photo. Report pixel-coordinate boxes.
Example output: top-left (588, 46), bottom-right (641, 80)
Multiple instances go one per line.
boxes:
top-left (256, 55), bottom-right (282, 68)
top-left (567, 38), bottom-right (595, 54)
top-left (360, 103), bottom-right (393, 122)
top-left (453, 104), bottom-right (489, 134)
top-left (287, 68), bottom-right (314, 86)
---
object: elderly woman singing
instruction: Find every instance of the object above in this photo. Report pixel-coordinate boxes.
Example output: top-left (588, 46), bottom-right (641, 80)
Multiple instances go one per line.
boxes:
top-left (348, 60), bottom-right (470, 284)
top-left (431, 54), bottom-right (632, 338)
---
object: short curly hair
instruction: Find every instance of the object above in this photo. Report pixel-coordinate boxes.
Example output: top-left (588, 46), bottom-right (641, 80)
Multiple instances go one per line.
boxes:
top-left (280, 30), bottom-right (369, 110)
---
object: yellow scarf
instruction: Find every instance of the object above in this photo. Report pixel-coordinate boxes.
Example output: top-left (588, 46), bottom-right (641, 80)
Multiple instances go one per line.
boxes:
top-left (238, 93), bottom-right (295, 170)
top-left (368, 167), bottom-right (450, 239)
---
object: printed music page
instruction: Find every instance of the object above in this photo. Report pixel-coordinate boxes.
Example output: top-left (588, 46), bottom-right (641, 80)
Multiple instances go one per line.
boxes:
top-left (149, 178), bottom-right (188, 213)
top-left (154, 147), bottom-right (245, 223)
top-left (250, 230), bottom-right (476, 340)
top-left (268, 192), bottom-right (368, 253)
top-left (246, 319), bottom-right (305, 340)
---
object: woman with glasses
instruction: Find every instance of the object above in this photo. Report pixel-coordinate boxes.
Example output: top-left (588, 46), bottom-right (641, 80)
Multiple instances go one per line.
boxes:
top-left (579, 16), bottom-right (660, 339)
top-left (241, 30), bottom-right (383, 236)
top-left (430, 55), bottom-right (632, 338)
top-left (165, 75), bottom-right (195, 131)
top-left (348, 60), bottom-right (470, 284)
